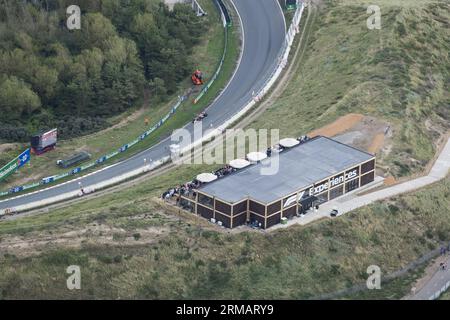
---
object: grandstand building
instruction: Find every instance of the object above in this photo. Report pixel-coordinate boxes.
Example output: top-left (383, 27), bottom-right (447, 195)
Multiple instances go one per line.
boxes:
top-left (179, 136), bottom-right (376, 229)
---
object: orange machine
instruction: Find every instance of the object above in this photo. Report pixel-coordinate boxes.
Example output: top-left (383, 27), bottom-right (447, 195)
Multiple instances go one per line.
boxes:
top-left (191, 70), bottom-right (204, 85)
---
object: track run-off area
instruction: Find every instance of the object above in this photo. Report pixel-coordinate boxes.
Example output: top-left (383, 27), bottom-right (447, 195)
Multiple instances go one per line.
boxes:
top-left (0, 0), bottom-right (294, 213)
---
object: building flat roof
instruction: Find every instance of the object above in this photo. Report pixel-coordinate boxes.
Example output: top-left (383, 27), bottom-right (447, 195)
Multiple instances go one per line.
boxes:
top-left (198, 136), bottom-right (374, 204)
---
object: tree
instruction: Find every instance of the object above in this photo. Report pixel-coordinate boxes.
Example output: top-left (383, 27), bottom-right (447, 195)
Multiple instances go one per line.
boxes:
top-left (0, 76), bottom-right (41, 121)
top-left (148, 77), bottom-right (167, 102)
top-left (78, 13), bottom-right (117, 51)
top-left (0, 0), bottom-right (207, 141)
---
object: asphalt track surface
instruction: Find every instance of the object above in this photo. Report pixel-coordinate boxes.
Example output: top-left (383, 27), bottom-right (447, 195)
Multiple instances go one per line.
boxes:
top-left (0, 0), bottom-right (286, 210)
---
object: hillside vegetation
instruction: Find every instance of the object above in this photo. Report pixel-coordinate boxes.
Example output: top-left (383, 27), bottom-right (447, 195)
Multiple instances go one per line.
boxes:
top-left (250, 0), bottom-right (449, 177)
top-left (0, 162), bottom-right (448, 299)
top-left (0, 1), bottom-right (449, 300)
top-left (0, 0), bottom-right (206, 141)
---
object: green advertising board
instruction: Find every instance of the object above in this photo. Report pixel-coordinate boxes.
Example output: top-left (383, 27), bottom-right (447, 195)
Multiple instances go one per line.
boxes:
top-left (0, 148), bottom-right (31, 182)
top-left (0, 158), bottom-right (18, 182)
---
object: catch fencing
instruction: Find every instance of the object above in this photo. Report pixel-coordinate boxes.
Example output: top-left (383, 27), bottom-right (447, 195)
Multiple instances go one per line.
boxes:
top-left (0, 0), bottom-right (230, 199)
top-left (0, 0), bottom-right (306, 214)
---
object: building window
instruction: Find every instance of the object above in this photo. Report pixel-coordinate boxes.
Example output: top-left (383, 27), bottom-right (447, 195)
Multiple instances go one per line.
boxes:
top-left (179, 199), bottom-right (195, 213)
top-left (198, 193), bottom-right (213, 208)
top-left (361, 159), bottom-right (375, 174)
top-left (329, 185), bottom-right (344, 200)
top-left (197, 205), bottom-right (213, 219)
top-left (283, 194), bottom-right (297, 209)
top-left (215, 200), bottom-right (231, 215)
top-left (266, 213), bottom-right (281, 229)
top-left (345, 178), bottom-right (360, 193)
top-left (283, 206), bottom-right (296, 219)
top-left (361, 171), bottom-right (375, 186)
top-left (249, 212), bottom-right (264, 228)
top-left (233, 212), bottom-right (247, 227)
top-left (345, 167), bottom-right (359, 180)
top-left (330, 173), bottom-right (345, 188)
top-left (215, 212), bottom-right (231, 228)
top-left (316, 192), bottom-right (329, 204)
top-left (233, 200), bottom-right (247, 215)
top-left (249, 200), bottom-right (265, 215)
top-left (267, 201), bottom-right (281, 215)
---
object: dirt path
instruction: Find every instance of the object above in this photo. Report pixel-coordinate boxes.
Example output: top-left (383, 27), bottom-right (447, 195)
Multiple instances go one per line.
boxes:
top-left (0, 223), bottom-right (170, 258)
top-left (405, 252), bottom-right (450, 300)
top-left (0, 143), bottom-right (18, 154)
top-left (368, 133), bottom-right (385, 154)
top-left (78, 105), bottom-right (147, 143)
top-left (308, 114), bottom-right (364, 138)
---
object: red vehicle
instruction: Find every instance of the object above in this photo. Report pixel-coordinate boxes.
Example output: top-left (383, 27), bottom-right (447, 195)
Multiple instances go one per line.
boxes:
top-left (191, 70), bottom-right (204, 85)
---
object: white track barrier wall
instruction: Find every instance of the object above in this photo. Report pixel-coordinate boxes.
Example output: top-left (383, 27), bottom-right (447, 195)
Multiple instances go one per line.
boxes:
top-left (0, 157), bottom-right (170, 216)
top-left (0, 0), bottom-right (229, 200)
top-left (0, 2), bottom-right (305, 217)
top-left (429, 280), bottom-right (450, 300)
top-left (180, 1), bottom-right (305, 155)
top-left (191, 0), bottom-right (207, 16)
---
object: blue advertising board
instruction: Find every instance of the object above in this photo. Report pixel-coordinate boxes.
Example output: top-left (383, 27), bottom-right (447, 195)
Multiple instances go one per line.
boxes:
top-left (17, 148), bottom-right (31, 168)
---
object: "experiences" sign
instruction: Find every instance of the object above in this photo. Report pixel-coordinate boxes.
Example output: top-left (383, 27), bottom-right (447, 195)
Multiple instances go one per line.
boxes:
top-left (309, 169), bottom-right (358, 196)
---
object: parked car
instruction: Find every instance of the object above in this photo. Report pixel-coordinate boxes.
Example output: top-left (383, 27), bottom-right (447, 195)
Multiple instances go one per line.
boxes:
top-left (330, 208), bottom-right (339, 217)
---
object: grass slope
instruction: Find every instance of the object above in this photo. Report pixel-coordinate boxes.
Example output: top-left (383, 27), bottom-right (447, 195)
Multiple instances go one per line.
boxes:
top-left (0, 161), bottom-right (449, 299)
top-left (0, 0), bottom-right (240, 191)
top-left (249, 0), bottom-right (449, 177)
top-left (0, 1), bottom-right (449, 299)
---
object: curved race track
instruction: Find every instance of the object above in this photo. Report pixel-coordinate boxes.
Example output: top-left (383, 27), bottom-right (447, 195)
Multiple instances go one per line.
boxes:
top-left (0, 0), bottom-right (286, 210)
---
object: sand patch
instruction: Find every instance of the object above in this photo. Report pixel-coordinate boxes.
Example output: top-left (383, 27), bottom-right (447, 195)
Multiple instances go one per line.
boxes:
top-left (384, 176), bottom-right (397, 186)
top-left (0, 223), bottom-right (170, 258)
top-left (308, 113), bottom-right (364, 138)
top-left (368, 133), bottom-right (385, 154)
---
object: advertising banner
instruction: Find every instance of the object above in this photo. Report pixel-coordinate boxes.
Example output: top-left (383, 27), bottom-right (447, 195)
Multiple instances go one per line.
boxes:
top-left (0, 0), bottom-right (233, 197)
top-left (0, 148), bottom-right (31, 182)
top-left (41, 128), bottom-right (58, 148)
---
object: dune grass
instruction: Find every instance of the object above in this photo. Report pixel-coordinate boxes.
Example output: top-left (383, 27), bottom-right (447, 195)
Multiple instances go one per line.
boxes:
top-left (0, 0), bottom-right (240, 192)
top-left (0, 156), bottom-right (449, 299)
top-left (0, 0), bottom-right (449, 299)
top-left (249, 0), bottom-right (449, 178)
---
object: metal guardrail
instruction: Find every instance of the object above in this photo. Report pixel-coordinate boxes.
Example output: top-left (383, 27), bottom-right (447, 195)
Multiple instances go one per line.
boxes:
top-left (0, 156), bottom-right (171, 216)
top-left (0, 95), bottom-right (186, 198)
top-left (430, 280), bottom-right (450, 300)
top-left (193, 0), bottom-right (230, 104)
top-left (216, 0), bottom-right (232, 26)
top-left (177, 1), bottom-right (305, 156)
top-left (251, 0), bottom-right (304, 105)
top-left (0, 0), bottom-right (306, 214)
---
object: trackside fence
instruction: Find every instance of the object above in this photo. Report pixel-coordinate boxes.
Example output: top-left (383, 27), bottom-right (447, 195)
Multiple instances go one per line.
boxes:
top-left (193, 0), bottom-right (231, 104)
top-left (179, 0), bottom-right (305, 155)
top-left (0, 1), bottom-right (230, 199)
top-left (0, 0), bottom-right (306, 214)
